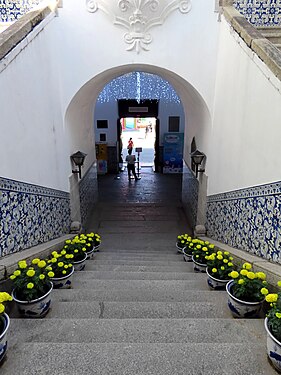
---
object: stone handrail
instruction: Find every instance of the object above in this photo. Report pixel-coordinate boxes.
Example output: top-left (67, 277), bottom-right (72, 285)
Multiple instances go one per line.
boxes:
top-left (220, 0), bottom-right (281, 82)
top-left (0, 2), bottom-right (58, 61)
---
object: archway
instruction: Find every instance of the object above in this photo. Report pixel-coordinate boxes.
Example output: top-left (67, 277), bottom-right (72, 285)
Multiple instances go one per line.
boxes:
top-left (64, 64), bottom-right (212, 229)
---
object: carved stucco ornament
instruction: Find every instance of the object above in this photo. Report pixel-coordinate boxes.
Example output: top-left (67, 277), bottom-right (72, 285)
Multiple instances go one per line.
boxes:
top-left (86, 0), bottom-right (191, 53)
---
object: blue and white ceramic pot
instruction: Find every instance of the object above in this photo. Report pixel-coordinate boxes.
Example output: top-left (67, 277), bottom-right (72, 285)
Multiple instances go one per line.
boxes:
top-left (94, 243), bottom-right (101, 252)
top-left (192, 255), bottom-right (207, 273)
top-left (176, 242), bottom-right (184, 254)
top-left (183, 247), bottom-right (192, 262)
top-left (226, 280), bottom-right (264, 318)
top-left (50, 266), bottom-right (74, 289)
top-left (0, 313), bottom-right (10, 363)
top-left (206, 268), bottom-right (230, 290)
top-left (265, 317), bottom-right (281, 372)
top-left (86, 247), bottom-right (95, 260)
top-left (73, 253), bottom-right (87, 271)
top-left (12, 282), bottom-right (53, 318)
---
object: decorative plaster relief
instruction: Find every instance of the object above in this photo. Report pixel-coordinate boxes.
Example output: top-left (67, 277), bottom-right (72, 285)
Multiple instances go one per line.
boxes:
top-left (86, 0), bottom-right (192, 53)
top-left (206, 181), bottom-right (281, 263)
top-left (234, 0), bottom-right (281, 26)
top-left (0, 177), bottom-right (70, 258)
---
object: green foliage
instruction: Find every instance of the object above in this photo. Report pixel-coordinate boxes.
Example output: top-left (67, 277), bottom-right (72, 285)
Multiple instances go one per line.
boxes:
top-left (10, 259), bottom-right (51, 301)
top-left (266, 284), bottom-right (281, 342)
top-left (206, 250), bottom-right (235, 280)
top-left (229, 263), bottom-right (268, 303)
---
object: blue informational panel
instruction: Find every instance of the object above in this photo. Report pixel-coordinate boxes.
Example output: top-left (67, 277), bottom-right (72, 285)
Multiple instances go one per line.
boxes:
top-left (163, 133), bottom-right (184, 173)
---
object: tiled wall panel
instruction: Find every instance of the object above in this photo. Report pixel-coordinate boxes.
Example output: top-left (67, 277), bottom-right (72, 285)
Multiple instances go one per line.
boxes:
top-left (182, 162), bottom-right (199, 230)
top-left (0, 0), bottom-right (41, 22)
top-left (234, 0), bottom-right (281, 26)
top-left (79, 163), bottom-right (98, 227)
top-left (206, 181), bottom-right (281, 263)
top-left (0, 177), bottom-right (70, 257)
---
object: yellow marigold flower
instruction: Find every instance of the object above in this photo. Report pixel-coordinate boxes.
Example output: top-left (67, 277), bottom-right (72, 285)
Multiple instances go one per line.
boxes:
top-left (217, 251), bottom-right (222, 255)
top-left (46, 266), bottom-right (52, 271)
top-left (256, 272), bottom-right (266, 280)
top-left (230, 271), bottom-right (239, 279)
top-left (14, 270), bottom-right (21, 276)
top-left (62, 270), bottom-right (67, 275)
top-left (82, 247), bottom-right (87, 251)
top-left (209, 244), bottom-right (215, 249)
top-left (18, 261), bottom-right (27, 269)
top-left (27, 283), bottom-right (34, 289)
top-left (61, 250), bottom-right (66, 255)
top-left (64, 265), bottom-right (68, 269)
top-left (0, 304), bottom-right (5, 314)
top-left (58, 262), bottom-right (64, 267)
top-left (243, 262), bottom-right (252, 270)
top-left (74, 250), bottom-right (79, 253)
top-left (221, 266), bottom-right (225, 271)
top-left (229, 257), bottom-right (234, 261)
top-left (266, 294), bottom-right (278, 303)
top-left (247, 272), bottom-right (255, 280)
top-left (10, 275), bottom-right (16, 280)
top-left (27, 269), bottom-right (35, 277)
top-left (48, 272), bottom-right (55, 278)
top-left (32, 258), bottom-right (40, 265)
top-left (212, 268), bottom-right (217, 273)
top-left (0, 293), bottom-right (12, 302)
top-left (196, 255), bottom-right (199, 258)
top-left (223, 259), bottom-right (228, 263)
top-left (224, 251), bottom-right (229, 255)
top-left (263, 281), bottom-right (267, 285)
top-left (196, 245), bottom-right (202, 249)
top-left (238, 279), bottom-right (244, 285)
top-left (65, 240), bottom-right (71, 244)
top-left (276, 312), bottom-right (281, 319)
top-left (261, 288), bottom-right (269, 295)
top-left (240, 269), bottom-right (248, 276)
top-left (68, 264), bottom-right (72, 268)
top-left (277, 281), bottom-right (281, 288)
top-left (38, 260), bottom-right (46, 268)
top-left (202, 247), bottom-right (208, 251)
top-left (177, 236), bottom-right (181, 239)
top-left (51, 258), bottom-right (57, 263)
top-left (181, 240), bottom-right (185, 244)
top-left (228, 262), bottom-right (233, 267)
top-left (217, 255), bottom-right (223, 260)
top-left (39, 274), bottom-right (45, 280)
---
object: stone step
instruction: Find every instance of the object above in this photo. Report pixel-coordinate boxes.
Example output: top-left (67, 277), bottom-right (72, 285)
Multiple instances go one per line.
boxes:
top-left (51, 289), bottom-right (226, 303)
top-left (45, 301), bottom-right (231, 319)
top-left (70, 279), bottom-right (209, 291)
top-left (93, 253), bottom-right (181, 260)
top-left (88, 259), bottom-right (189, 266)
top-left (83, 264), bottom-right (192, 273)
top-left (98, 248), bottom-right (179, 254)
top-left (1, 342), bottom-right (275, 375)
top-left (72, 270), bottom-right (201, 281)
top-left (9, 318), bottom-right (263, 344)
top-left (100, 234), bottom-right (183, 249)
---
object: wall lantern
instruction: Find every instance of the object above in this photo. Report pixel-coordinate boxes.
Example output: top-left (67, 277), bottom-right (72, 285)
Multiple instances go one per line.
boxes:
top-left (190, 150), bottom-right (205, 178)
top-left (70, 151), bottom-right (87, 179)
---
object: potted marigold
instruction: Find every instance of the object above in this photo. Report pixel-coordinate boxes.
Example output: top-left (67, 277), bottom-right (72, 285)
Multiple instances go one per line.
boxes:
top-left (264, 281), bottom-right (281, 372)
top-left (191, 239), bottom-right (216, 273)
top-left (10, 258), bottom-right (53, 318)
top-left (0, 292), bottom-right (12, 363)
top-left (205, 250), bottom-right (235, 290)
top-left (63, 237), bottom-right (87, 271)
top-left (176, 234), bottom-right (190, 253)
top-left (46, 250), bottom-right (74, 289)
top-left (226, 262), bottom-right (268, 318)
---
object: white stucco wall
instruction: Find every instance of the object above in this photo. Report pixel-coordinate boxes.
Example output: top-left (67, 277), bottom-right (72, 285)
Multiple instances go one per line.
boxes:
top-left (208, 16), bottom-right (281, 195)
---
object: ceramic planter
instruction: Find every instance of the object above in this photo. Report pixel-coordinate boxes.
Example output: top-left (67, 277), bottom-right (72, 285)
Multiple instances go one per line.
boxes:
top-left (182, 247), bottom-right (192, 262)
top-left (192, 255), bottom-right (207, 273)
top-left (176, 242), bottom-right (184, 254)
top-left (73, 253), bottom-right (87, 271)
top-left (0, 313), bottom-right (10, 363)
top-left (12, 282), bottom-right (53, 318)
top-left (50, 266), bottom-right (75, 289)
top-left (226, 280), bottom-right (264, 318)
top-left (86, 247), bottom-right (95, 260)
top-left (206, 268), bottom-right (230, 290)
top-left (265, 317), bottom-right (281, 372)
top-left (93, 243), bottom-right (101, 252)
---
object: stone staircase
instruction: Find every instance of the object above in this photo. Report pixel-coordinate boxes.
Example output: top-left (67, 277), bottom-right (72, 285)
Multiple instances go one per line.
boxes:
top-left (1, 203), bottom-right (277, 374)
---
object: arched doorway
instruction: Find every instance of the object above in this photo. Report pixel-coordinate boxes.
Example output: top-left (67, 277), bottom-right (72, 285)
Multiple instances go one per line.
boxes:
top-left (64, 64), bottom-right (211, 230)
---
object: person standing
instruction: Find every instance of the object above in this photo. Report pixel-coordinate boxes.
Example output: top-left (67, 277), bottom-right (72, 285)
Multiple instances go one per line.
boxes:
top-left (127, 138), bottom-right (134, 152)
top-left (126, 149), bottom-right (138, 181)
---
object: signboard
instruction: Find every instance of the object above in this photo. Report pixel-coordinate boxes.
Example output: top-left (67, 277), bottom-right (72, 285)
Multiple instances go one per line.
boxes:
top-left (163, 133), bottom-right (184, 174)
top-left (135, 147), bottom-right (142, 153)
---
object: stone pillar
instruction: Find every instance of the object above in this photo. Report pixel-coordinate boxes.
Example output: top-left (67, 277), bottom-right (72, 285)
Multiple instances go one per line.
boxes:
top-left (69, 173), bottom-right (81, 224)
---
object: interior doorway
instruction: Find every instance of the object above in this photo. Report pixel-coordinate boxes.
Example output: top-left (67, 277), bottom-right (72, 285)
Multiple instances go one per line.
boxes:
top-left (120, 117), bottom-right (156, 167)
